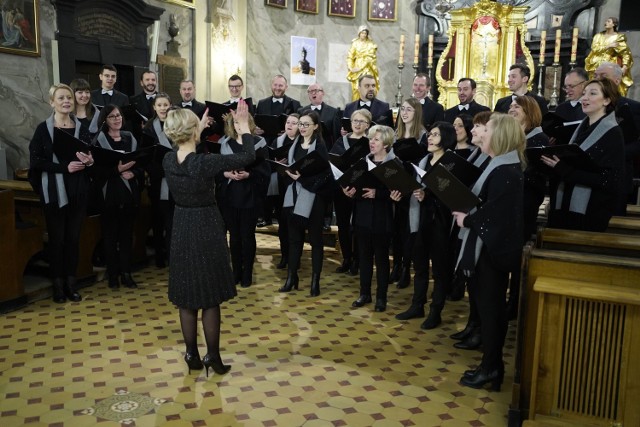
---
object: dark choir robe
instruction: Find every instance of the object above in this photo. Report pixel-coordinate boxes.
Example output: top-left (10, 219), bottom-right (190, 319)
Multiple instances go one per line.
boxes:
top-left (494, 91), bottom-right (548, 115)
top-left (523, 128), bottom-right (550, 240)
top-left (444, 100), bottom-right (491, 123)
top-left (299, 102), bottom-right (341, 149)
top-left (343, 98), bottom-right (393, 127)
top-left (90, 89), bottom-right (129, 108)
top-left (178, 99), bottom-right (207, 116)
top-left (616, 96), bottom-right (640, 212)
top-left (256, 95), bottom-right (301, 117)
top-left (554, 100), bottom-right (586, 122)
top-left (129, 92), bottom-right (157, 122)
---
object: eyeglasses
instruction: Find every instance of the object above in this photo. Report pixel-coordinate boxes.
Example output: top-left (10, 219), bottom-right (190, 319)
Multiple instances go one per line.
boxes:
top-left (563, 81), bottom-right (586, 91)
top-left (428, 132), bottom-right (441, 137)
top-left (307, 89), bottom-right (323, 94)
top-left (298, 122), bottom-right (313, 128)
top-left (228, 85), bottom-right (243, 89)
top-left (351, 119), bottom-right (369, 125)
top-left (107, 113), bottom-right (122, 119)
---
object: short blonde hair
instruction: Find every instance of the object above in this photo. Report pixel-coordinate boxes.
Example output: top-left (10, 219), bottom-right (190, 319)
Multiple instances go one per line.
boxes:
top-left (368, 125), bottom-right (394, 148)
top-left (49, 84), bottom-right (73, 102)
top-left (488, 113), bottom-right (526, 168)
top-left (350, 108), bottom-right (372, 123)
top-left (164, 108), bottom-right (200, 145)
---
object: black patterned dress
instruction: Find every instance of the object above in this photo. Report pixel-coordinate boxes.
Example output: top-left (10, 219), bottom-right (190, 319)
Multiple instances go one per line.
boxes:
top-left (162, 135), bottom-right (255, 309)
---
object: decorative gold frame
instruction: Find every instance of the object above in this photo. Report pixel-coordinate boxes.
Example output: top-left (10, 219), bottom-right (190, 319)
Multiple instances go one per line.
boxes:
top-left (161, 0), bottom-right (195, 9)
top-left (367, 0), bottom-right (397, 22)
top-left (295, 0), bottom-right (318, 14)
top-left (266, 0), bottom-right (288, 8)
top-left (0, 0), bottom-right (40, 57)
top-left (328, 1), bottom-right (356, 18)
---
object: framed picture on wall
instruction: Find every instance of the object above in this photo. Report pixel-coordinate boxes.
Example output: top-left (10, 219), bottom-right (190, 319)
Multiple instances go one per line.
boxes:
top-left (368, 0), bottom-right (397, 22)
top-left (266, 0), bottom-right (287, 8)
top-left (296, 0), bottom-right (318, 14)
top-left (161, 0), bottom-right (195, 8)
top-left (328, 0), bottom-right (356, 18)
top-left (0, 0), bottom-right (40, 57)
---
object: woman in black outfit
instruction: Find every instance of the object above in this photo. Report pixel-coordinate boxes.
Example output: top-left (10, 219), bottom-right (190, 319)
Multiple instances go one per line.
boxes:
top-left (29, 83), bottom-right (94, 303)
top-left (542, 78), bottom-right (625, 231)
top-left (453, 113), bottom-right (525, 391)
top-left (279, 110), bottom-right (330, 297)
top-left (453, 114), bottom-right (474, 159)
top-left (70, 79), bottom-right (99, 136)
top-left (343, 125), bottom-right (396, 312)
top-left (142, 93), bottom-right (174, 268)
top-left (394, 121), bottom-right (456, 329)
top-left (93, 105), bottom-right (144, 289)
top-left (217, 113), bottom-right (270, 287)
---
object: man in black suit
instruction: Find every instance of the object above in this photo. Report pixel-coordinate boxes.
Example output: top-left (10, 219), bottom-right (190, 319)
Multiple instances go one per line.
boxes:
top-left (342, 74), bottom-right (393, 131)
top-left (299, 82), bottom-right (340, 149)
top-left (255, 74), bottom-right (302, 137)
top-left (90, 64), bottom-right (129, 108)
top-left (494, 63), bottom-right (548, 115)
top-left (554, 67), bottom-right (588, 122)
top-left (129, 70), bottom-right (158, 122)
top-left (410, 73), bottom-right (444, 129)
top-left (225, 74), bottom-right (255, 114)
top-left (177, 79), bottom-right (206, 116)
top-left (443, 78), bottom-right (490, 123)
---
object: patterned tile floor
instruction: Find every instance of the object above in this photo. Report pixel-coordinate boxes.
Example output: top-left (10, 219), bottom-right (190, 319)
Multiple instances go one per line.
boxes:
top-left (0, 233), bottom-right (515, 426)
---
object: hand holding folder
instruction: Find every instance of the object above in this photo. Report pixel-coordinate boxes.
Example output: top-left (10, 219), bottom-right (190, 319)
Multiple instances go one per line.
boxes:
top-left (423, 164), bottom-right (481, 213)
top-left (526, 144), bottom-right (600, 173)
top-left (392, 138), bottom-right (427, 163)
top-left (369, 158), bottom-right (422, 195)
top-left (53, 128), bottom-right (91, 163)
top-left (266, 150), bottom-right (329, 177)
top-left (328, 137), bottom-right (369, 171)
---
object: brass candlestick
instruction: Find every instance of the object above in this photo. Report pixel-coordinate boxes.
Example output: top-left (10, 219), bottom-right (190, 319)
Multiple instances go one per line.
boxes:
top-left (395, 63), bottom-right (404, 107)
top-left (549, 63), bottom-right (560, 108)
top-left (426, 65), bottom-right (433, 99)
top-left (537, 62), bottom-right (545, 97)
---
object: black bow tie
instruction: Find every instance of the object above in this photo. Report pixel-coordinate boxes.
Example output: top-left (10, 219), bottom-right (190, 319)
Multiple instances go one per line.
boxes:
top-left (182, 102), bottom-right (192, 107)
top-left (102, 90), bottom-right (113, 96)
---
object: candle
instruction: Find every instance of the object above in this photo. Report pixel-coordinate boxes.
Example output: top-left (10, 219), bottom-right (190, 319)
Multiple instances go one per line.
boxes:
top-left (570, 27), bottom-right (578, 62)
top-left (414, 34), bottom-right (420, 64)
top-left (399, 34), bottom-right (405, 64)
top-left (554, 29), bottom-right (561, 64)
top-left (539, 30), bottom-right (546, 63)
top-left (428, 34), bottom-right (434, 66)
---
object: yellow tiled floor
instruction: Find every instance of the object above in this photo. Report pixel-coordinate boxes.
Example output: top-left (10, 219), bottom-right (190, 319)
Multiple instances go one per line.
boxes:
top-left (0, 233), bottom-right (515, 426)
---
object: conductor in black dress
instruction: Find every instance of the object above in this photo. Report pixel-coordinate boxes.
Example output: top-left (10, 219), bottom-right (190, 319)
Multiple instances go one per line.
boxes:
top-left (90, 64), bottom-right (129, 108)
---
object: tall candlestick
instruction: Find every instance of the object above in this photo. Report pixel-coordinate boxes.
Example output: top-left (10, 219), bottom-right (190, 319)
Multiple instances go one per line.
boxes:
top-left (539, 30), bottom-right (546, 63)
top-left (554, 29), bottom-right (561, 64)
top-left (399, 34), bottom-right (405, 64)
top-left (570, 27), bottom-right (578, 63)
top-left (414, 34), bottom-right (420, 64)
top-left (428, 34), bottom-right (434, 67)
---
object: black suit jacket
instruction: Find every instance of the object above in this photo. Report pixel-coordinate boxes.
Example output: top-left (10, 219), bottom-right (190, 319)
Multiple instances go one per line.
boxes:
top-left (91, 89), bottom-right (129, 108)
top-left (178, 99), bottom-right (207, 117)
top-left (553, 101), bottom-right (586, 122)
top-left (256, 95), bottom-right (301, 116)
top-left (299, 102), bottom-right (341, 148)
top-left (129, 92), bottom-right (156, 121)
top-left (494, 91), bottom-right (548, 115)
top-left (411, 97), bottom-right (445, 129)
top-left (343, 98), bottom-right (393, 127)
top-left (444, 100), bottom-right (491, 123)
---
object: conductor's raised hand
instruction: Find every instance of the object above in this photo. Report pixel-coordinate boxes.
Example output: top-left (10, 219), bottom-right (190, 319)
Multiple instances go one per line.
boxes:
top-left (231, 99), bottom-right (251, 136)
top-left (198, 108), bottom-right (210, 134)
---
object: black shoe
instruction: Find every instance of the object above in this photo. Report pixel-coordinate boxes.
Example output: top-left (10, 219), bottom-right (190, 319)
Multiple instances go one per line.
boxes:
top-left (352, 294), bottom-right (372, 307)
top-left (202, 353), bottom-right (231, 377)
top-left (450, 321), bottom-right (478, 341)
top-left (454, 330), bottom-right (482, 350)
top-left (276, 257), bottom-right (288, 270)
top-left (389, 263), bottom-right (401, 283)
top-left (460, 367), bottom-right (503, 391)
top-left (256, 218), bottom-right (268, 227)
top-left (463, 367), bottom-right (480, 379)
top-left (335, 259), bottom-right (352, 274)
top-left (63, 277), bottom-right (82, 302)
top-left (108, 275), bottom-right (120, 289)
top-left (420, 309), bottom-right (442, 330)
top-left (52, 278), bottom-right (66, 304)
top-left (121, 273), bottom-right (138, 289)
top-left (396, 266), bottom-right (411, 289)
top-left (374, 299), bottom-right (387, 312)
top-left (395, 305), bottom-right (425, 320)
top-left (184, 352), bottom-right (203, 375)
top-left (241, 282), bottom-right (251, 288)
top-left (278, 272), bottom-right (299, 292)
top-left (309, 273), bottom-right (320, 297)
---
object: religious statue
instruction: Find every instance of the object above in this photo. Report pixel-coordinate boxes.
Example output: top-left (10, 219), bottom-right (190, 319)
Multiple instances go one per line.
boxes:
top-left (346, 25), bottom-right (379, 101)
top-left (585, 17), bottom-right (634, 95)
top-left (299, 47), bottom-right (311, 75)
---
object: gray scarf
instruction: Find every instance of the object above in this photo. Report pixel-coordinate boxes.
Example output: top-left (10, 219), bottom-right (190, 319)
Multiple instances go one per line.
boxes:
top-left (283, 138), bottom-right (317, 219)
top-left (268, 134), bottom-right (299, 196)
top-left (409, 154), bottom-right (430, 233)
top-left (555, 112), bottom-right (617, 214)
top-left (456, 150), bottom-right (521, 271)
top-left (526, 126), bottom-right (544, 139)
top-left (220, 134), bottom-right (267, 183)
top-left (96, 131), bottom-right (137, 196)
top-left (88, 105), bottom-right (101, 134)
top-left (42, 114), bottom-right (81, 207)
top-left (153, 118), bottom-right (172, 200)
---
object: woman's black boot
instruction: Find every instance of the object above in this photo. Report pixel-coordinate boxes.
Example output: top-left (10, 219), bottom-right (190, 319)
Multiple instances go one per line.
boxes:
top-left (278, 270), bottom-right (299, 292)
top-left (309, 273), bottom-right (321, 297)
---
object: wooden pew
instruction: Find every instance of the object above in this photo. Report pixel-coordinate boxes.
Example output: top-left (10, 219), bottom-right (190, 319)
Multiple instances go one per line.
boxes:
top-left (607, 216), bottom-right (640, 235)
top-left (536, 227), bottom-right (640, 257)
top-left (0, 190), bottom-right (43, 311)
top-left (511, 244), bottom-right (640, 427)
top-left (627, 204), bottom-right (640, 217)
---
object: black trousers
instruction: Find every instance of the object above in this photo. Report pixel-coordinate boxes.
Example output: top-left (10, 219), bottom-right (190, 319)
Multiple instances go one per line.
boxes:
top-left (271, 193), bottom-right (288, 259)
top-left (150, 196), bottom-right (174, 263)
top-left (411, 221), bottom-right (453, 310)
top-left (356, 230), bottom-right (391, 300)
top-left (101, 204), bottom-right (137, 276)
top-left (475, 249), bottom-right (509, 371)
top-left (392, 201), bottom-right (411, 267)
top-left (43, 200), bottom-right (86, 279)
top-left (334, 191), bottom-right (354, 261)
top-left (286, 197), bottom-right (325, 274)
top-left (221, 205), bottom-right (258, 285)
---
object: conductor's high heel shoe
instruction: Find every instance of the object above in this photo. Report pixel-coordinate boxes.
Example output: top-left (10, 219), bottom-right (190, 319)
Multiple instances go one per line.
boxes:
top-left (184, 352), bottom-right (203, 375)
top-left (202, 354), bottom-right (231, 377)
